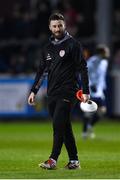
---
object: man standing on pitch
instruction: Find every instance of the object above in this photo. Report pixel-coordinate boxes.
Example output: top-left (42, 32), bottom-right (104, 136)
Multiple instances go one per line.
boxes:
top-left (28, 13), bottom-right (90, 170)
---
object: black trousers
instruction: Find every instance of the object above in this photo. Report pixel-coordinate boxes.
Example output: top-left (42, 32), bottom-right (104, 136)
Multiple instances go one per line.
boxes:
top-left (48, 97), bottom-right (78, 161)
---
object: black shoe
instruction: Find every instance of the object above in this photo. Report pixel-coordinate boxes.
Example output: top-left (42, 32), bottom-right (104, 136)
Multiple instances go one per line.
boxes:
top-left (39, 158), bottom-right (57, 170)
top-left (65, 161), bottom-right (80, 169)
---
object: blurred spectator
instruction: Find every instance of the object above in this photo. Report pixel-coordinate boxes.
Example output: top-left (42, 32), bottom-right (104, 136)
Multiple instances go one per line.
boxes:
top-left (83, 47), bottom-right (91, 60)
top-left (81, 44), bottom-right (110, 139)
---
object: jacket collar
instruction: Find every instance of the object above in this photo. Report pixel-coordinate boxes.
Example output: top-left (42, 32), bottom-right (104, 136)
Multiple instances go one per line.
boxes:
top-left (50, 31), bottom-right (72, 45)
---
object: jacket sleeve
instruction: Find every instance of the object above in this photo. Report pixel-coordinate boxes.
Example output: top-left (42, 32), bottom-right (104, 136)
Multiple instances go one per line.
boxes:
top-left (31, 50), bottom-right (46, 94)
top-left (72, 41), bottom-right (89, 94)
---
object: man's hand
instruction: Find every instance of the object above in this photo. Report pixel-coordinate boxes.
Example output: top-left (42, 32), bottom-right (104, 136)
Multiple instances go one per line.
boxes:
top-left (82, 94), bottom-right (90, 103)
top-left (76, 90), bottom-right (90, 102)
top-left (28, 92), bottom-right (35, 105)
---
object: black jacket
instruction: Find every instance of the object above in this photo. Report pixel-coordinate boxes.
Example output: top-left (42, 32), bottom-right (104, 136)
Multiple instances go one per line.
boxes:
top-left (31, 32), bottom-right (89, 100)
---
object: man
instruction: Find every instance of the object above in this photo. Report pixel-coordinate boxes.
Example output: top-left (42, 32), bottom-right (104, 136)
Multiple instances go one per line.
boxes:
top-left (28, 13), bottom-right (90, 170)
top-left (81, 44), bottom-right (109, 139)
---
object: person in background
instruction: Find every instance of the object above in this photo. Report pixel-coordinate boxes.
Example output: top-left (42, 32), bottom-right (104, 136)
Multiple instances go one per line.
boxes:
top-left (82, 44), bottom-right (110, 139)
top-left (28, 13), bottom-right (90, 170)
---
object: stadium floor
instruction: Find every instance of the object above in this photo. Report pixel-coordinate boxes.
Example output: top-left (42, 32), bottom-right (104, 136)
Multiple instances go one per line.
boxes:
top-left (0, 119), bottom-right (120, 179)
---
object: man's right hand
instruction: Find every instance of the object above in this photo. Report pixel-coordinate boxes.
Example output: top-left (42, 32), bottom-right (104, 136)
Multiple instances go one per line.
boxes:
top-left (28, 92), bottom-right (35, 105)
top-left (76, 90), bottom-right (90, 102)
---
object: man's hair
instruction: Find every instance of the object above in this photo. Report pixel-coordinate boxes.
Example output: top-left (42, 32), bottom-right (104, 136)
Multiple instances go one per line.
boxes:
top-left (49, 13), bottom-right (65, 24)
top-left (96, 44), bottom-right (110, 58)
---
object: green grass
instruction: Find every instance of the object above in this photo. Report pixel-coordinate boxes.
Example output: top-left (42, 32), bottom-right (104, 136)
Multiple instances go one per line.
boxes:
top-left (0, 119), bottom-right (120, 179)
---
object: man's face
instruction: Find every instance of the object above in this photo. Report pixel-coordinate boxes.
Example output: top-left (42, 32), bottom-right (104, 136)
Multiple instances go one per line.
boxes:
top-left (49, 20), bottom-right (66, 39)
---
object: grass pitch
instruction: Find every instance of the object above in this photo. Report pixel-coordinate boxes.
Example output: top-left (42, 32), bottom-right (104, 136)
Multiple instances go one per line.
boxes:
top-left (0, 119), bottom-right (120, 179)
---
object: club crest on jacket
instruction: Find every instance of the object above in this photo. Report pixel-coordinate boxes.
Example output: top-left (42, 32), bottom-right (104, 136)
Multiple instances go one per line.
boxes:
top-left (59, 50), bottom-right (65, 57)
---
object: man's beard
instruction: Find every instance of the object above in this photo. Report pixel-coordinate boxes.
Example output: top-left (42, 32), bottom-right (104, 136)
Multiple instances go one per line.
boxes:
top-left (53, 31), bottom-right (65, 39)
